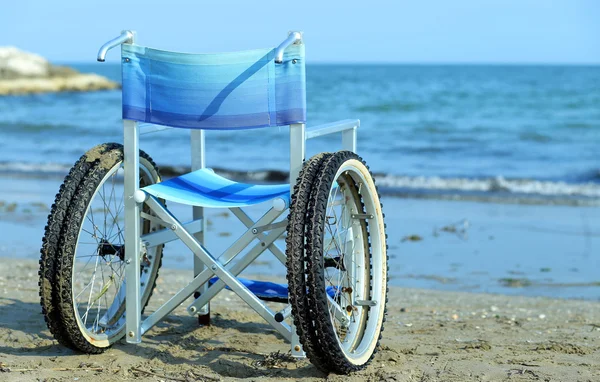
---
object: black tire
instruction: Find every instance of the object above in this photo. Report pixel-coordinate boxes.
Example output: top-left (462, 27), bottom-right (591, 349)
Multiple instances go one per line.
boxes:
top-left (285, 152), bottom-right (332, 371)
top-left (46, 144), bottom-right (163, 353)
top-left (304, 151), bottom-right (388, 374)
top-left (39, 143), bottom-right (123, 348)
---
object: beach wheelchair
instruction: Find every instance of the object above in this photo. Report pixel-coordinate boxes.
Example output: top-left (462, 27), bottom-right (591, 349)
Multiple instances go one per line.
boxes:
top-left (38, 30), bottom-right (388, 374)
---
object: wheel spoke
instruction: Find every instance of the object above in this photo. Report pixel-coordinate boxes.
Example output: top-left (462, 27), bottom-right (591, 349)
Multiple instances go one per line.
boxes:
top-left (83, 254), bottom-right (101, 326)
top-left (74, 277), bottom-right (95, 300)
top-left (103, 178), bottom-right (125, 244)
top-left (325, 172), bottom-right (375, 354)
top-left (100, 183), bottom-right (108, 238)
top-left (105, 171), bottom-right (118, 239)
top-left (81, 227), bottom-right (100, 241)
top-left (323, 181), bottom-right (355, 335)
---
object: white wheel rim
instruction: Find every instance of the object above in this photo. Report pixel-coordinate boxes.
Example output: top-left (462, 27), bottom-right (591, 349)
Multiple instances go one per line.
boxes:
top-left (323, 159), bottom-right (386, 364)
top-left (71, 159), bottom-right (160, 346)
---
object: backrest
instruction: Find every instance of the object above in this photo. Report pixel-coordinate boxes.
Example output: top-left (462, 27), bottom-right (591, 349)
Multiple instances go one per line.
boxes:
top-left (121, 43), bottom-right (306, 130)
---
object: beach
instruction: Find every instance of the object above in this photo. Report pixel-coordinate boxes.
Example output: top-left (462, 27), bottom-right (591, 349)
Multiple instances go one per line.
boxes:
top-left (0, 257), bottom-right (598, 381)
top-left (0, 176), bottom-right (599, 380)
top-left (2, 175), bottom-right (599, 299)
top-left (0, 62), bottom-right (599, 380)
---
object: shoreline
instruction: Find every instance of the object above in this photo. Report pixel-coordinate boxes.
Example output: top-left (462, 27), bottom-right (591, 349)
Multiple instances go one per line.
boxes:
top-left (1, 175), bottom-right (599, 300)
top-left (1, 162), bottom-right (599, 207)
top-left (0, 257), bottom-right (598, 381)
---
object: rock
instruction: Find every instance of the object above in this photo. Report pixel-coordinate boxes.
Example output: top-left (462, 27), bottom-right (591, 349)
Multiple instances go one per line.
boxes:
top-left (0, 47), bottom-right (49, 78)
top-left (0, 46), bottom-right (119, 95)
top-left (0, 74), bottom-right (119, 95)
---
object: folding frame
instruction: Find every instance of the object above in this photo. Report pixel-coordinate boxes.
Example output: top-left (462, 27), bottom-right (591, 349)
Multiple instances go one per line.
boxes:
top-left (97, 30), bottom-right (360, 356)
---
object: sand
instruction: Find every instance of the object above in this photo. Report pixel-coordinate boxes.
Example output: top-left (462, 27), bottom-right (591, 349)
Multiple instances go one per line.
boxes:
top-left (0, 258), bottom-right (598, 382)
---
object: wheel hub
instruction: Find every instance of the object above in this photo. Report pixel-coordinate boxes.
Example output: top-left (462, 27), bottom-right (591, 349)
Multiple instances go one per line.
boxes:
top-left (324, 256), bottom-right (346, 271)
top-left (98, 240), bottom-right (125, 261)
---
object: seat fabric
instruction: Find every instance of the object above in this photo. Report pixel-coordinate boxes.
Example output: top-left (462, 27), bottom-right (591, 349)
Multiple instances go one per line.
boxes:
top-left (121, 44), bottom-right (306, 130)
top-left (142, 168), bottom-right (290, 208)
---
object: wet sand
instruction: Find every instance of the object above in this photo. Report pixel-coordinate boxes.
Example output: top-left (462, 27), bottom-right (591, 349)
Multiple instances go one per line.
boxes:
top-left (1, 175), bottom-right (599, 380)
top-left (2, 180), bottom-right (600, 300)
top-left (0, 257), bottom-right (599, 381)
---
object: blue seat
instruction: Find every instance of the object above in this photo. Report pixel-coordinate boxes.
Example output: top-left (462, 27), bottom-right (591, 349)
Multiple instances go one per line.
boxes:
top-left (142, 168), bottom-right (290, 208)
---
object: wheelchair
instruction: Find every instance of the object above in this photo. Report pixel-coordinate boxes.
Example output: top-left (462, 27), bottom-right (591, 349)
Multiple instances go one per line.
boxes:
top-left (38, 30), bottom-right (388, 374)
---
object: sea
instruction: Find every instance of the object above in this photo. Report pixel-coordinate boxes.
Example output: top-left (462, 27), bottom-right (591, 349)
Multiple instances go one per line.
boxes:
top-left (1, 64), bottom-right (599, 205)
top-left (1, 64), bottom-right (599, 299)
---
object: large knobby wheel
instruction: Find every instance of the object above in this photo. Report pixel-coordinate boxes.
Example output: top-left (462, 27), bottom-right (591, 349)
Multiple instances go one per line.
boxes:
top-left (39, 143), bottom-right (122, 349)
top-left (298, 151), bottom-right (388, 374)
top-left (45, 144), bottom-right (163, 353)
top-left (286, 152), bottom-right (332, 371)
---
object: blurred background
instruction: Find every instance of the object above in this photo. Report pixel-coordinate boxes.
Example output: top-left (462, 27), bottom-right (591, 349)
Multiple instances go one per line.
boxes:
top-left (0, 0), bottom-right (598, 299)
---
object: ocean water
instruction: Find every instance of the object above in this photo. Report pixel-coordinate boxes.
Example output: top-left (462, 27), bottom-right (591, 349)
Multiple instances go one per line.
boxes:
top-left (0, 64), bottom-right (599, 205)
top-left (1, 64), bottom-right (599, 300)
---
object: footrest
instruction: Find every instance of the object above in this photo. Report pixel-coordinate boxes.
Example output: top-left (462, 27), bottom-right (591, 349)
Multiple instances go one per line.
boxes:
top-left (209, 277), bottom-right (289, 303)
top-left (208, 277), bottom-right (338, 303)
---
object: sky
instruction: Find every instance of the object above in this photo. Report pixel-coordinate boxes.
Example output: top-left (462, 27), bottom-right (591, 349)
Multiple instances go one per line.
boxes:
top-left (0, 0), bottom-right (598, 64)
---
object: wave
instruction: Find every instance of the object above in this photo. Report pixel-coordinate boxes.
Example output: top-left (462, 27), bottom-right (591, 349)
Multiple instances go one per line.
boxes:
top-left (561, 122), bottom-right (595, 130)
top-left (374, 174), bottom-right (600, 198)
top-left (518, 131), bottom-right (552, 143)
top-left (0, 161), bottom-right (72, 176)
top-left (0, 121), bottom-right (76, 133)
top-left (159, 165), bottom-right (288, 183)
top-left (576, 169), bottom-right (600, 183)
top-left (1, 161), bottom-right (599, 206)
top-left (0, 161), bottom-right (290, 184)
top-left (355, 101), bottom-right (422, 113)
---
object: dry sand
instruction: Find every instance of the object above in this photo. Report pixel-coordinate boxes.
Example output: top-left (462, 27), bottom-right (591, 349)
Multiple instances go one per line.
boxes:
top-left (0, 257), bottom-right (599, 382)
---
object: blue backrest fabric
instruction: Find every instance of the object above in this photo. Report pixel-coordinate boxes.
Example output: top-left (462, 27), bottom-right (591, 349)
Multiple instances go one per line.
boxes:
top-left (121, 43), bottom-right (306, 130)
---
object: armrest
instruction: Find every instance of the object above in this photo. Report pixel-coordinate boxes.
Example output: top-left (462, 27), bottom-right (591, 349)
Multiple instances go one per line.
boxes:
top-left (138, 123), bottom-right (173, 135)
top-left (305, 119), bottom-right (360, 140)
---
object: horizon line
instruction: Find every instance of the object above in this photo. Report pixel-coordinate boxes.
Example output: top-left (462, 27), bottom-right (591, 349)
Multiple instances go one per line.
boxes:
top-left (56, 60), bottom-right (600, 67)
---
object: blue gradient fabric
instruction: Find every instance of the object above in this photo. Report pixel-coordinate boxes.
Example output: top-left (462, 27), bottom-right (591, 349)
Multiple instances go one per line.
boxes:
top-left (141, 168), bottom-right (290, 207)
top-left (121, 43), bottom-right (306, 129)
top-left (209, 277), bottom-right (289, 300)
top-left (208, 277), bottom-right (338, 300)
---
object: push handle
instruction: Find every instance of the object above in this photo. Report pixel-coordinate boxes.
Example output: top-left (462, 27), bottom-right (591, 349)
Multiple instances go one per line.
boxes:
top-left (98, 30), bottom-right (298, 63)
top-left (274, 31), bottom-right (302, 64)
top-left (97, 30), bottom-right (135, 62)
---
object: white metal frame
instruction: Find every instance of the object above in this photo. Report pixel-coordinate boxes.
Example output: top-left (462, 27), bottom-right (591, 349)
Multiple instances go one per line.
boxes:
top-left (102, 30), bottom-right (360, 356)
